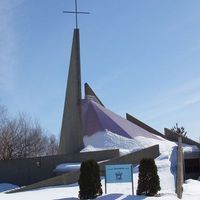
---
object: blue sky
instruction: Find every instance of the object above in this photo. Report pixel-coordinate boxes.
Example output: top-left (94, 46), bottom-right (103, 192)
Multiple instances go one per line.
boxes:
top-left (0, 0), bottom-right (200, 141)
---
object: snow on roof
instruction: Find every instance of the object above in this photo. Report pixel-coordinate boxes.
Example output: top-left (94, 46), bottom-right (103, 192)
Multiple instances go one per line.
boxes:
top-left (82, 130), bottom-right (143, 155)
top-left (82, 99), bottom-right (162, 140)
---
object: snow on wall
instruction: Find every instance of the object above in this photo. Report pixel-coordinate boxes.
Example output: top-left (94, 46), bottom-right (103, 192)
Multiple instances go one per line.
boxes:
top-left (53, 163), bottom-right (81, 173)
top-left (1, 129), bottom-right (199, 199)
top-left (83, 130), bottom-right (178, 194)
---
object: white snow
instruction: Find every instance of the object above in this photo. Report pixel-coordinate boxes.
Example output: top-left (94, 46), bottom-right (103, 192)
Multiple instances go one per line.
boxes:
top-left (182, 179), bottom-right (200, 200)
top-left (0, 183), bottom-right (19, 193)
top-left (133, 135), bottom-right (177, 194)
top-left (82, 130), bottom-right (199, 195)
top-left (0, 179), bottom-right (199, 199)
top-left (54, 163), bottom-right (81, 173)
top-left (183, 179), bottom-right (200, 194)
top-left (83, 130), bottom-right (144, 155)
top-left (0, 130), bottom-right (199, 199)
top-left (182, 144), bottom-right (199, 152)
top-left (83, 130), bottom-right (178, 194)
top-left (81, 144), bottom-right (104, 152)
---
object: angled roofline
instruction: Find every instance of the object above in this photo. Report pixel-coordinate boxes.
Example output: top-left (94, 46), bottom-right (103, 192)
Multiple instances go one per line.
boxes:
top-left (164, 128), bottom-right (200, 148)
top-left (126, 113), bottom-right (166, 139)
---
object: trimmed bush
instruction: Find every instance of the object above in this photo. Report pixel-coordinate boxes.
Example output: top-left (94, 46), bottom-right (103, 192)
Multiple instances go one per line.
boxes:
top-left (78, 160), bottom-right (102, 199)
top-left (137, 158), bottom-right (161, 196)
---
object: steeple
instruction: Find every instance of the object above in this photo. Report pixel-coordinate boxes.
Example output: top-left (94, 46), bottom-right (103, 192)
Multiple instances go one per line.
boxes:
top-left (58, 1), bottom-right (90, 154)
top-left (58, 29), bottom-right (84, 154)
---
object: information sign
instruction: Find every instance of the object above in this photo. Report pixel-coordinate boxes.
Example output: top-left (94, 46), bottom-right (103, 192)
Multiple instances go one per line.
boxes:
top-left (105, 164), bottom-right (134, 195)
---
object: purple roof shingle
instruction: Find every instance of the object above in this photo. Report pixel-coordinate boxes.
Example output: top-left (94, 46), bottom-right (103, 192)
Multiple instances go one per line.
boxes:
top-left (82, 99), bottom-right (161, 140)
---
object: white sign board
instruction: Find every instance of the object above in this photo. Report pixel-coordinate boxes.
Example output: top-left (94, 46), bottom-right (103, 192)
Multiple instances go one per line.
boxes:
top-left (105, 164), bottom-right (134, 194)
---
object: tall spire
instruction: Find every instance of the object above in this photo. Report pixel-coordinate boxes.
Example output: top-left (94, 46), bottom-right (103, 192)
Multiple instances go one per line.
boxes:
top-left (58, 29), bottom-right (84, 154)
top-left (58, 1), bottom-right (90, 154)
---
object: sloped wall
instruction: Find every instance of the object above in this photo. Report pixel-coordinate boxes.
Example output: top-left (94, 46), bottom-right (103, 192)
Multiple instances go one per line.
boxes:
top-left (0, 149), bottom-right (119, 186)
top-left (8, 145), bottom-right (159, 193)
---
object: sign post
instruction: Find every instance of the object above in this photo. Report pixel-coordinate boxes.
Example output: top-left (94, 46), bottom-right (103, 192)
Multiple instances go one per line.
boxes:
top-left (105, 164), bottom-right (134, 195)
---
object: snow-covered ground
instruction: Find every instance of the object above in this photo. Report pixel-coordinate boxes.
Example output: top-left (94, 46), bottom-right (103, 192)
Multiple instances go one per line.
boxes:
top-left (0, 130), bottom-right (199, 199)
top-left (0, 178), bottom-right (199, 200)
top-left (82, 130), bottom-right (178, 194)
top-left (0, 184), bottom-right (19, 193)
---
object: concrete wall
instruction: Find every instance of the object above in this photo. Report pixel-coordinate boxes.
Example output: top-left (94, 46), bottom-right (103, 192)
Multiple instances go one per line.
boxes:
top-left (0, 149), bottom-right (119, 186)
top-left (58, 28), bottom-right (84, 155)
top-left (164, 128), bottom-right (200, 148)
top-left (99, 145), bottom-right (160, 174)
top-left (8, 145), bottom-right (160, 193)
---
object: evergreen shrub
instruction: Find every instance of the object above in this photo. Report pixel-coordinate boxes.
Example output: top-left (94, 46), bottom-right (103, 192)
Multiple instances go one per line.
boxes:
top-left (78, 159), bottom-right (102, 199)
top-left (137, 158), bottom-right (161, 196)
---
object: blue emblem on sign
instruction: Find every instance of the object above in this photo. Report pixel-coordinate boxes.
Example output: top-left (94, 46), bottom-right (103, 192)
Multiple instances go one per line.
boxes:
top-left (115, 171), bottom-right (123, 180)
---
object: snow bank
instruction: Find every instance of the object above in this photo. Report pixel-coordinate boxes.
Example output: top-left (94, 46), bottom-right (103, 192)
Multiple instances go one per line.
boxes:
top-left (1, 179), bottom-right (199, 200)
top-left (0, 183), bottom-right (19, 193)
top-left (53, 163), bottom-right (81, 173)
top-left (82, 130), bottom-right (199, 195)
top-left (81, 144), bottom-right (104, 152)
top-left (182, 179), bottom-right (200, 200)
top-left (83, 130), bottom-right (143, 155)
top-left (183, 179), bottom-right (200, 194)
top-left (0, 129), bottom-right (199, 199)
top-left (83, 130), bottom-right (178, 194)
top-left (182, 144), bottom-right (199, 153)
top-left (133, 136), bottom-right (177, 194)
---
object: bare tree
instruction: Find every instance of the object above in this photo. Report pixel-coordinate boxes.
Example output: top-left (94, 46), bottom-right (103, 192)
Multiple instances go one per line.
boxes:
top-left (0, 105), bottom-right (8, 128)
top-left (0, 105), bottom-right (58, 160)
top-left (46, 134), bottom-right (59, 156)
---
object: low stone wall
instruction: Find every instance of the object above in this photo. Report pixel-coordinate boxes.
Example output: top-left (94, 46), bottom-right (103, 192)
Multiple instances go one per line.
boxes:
top-left (0, 149), bottom-right (119, 186)
top-left (8, 145), bottom-right (160, 193)
top-left (99, 144), bottom-right (159, 173)
top-left (164, 128), bottom-right (200, 148)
